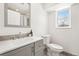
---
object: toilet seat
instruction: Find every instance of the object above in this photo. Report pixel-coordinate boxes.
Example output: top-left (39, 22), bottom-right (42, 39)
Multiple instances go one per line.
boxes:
top-left (47, 44), bottom-right (63, 50)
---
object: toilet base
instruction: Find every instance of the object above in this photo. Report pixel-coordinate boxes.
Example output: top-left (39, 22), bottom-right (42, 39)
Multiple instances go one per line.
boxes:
top-left (47, 48), bottom-right (61, 56)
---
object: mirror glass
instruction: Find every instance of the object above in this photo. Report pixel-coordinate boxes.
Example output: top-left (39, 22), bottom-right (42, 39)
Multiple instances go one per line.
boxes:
top-left (4, 3), bottom-right (31, 28)
top-left (8, 9), bottom-right (20, 26)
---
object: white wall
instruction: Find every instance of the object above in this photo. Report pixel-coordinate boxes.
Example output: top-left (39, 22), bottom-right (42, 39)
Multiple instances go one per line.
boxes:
top-left (31, 3), bottom-right (48, 37)
top-left (0, 3), bottom-right (47, 37)
top-left (0, 3), bottom-right (31, 35)
top-left (48, 4), bottom-right (79, 55)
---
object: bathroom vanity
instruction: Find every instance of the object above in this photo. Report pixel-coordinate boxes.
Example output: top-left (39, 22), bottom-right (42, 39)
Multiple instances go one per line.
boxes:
top-left (0, 37), bottom-right (44, 56)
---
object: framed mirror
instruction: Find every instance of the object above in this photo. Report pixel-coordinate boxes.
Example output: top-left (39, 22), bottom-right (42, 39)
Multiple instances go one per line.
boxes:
top-left (4, 3), bottom-right (31, 28)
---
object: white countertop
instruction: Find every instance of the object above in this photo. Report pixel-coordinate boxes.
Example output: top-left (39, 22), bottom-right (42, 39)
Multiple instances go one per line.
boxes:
top-left (0, 36), bottom-right (43, 54)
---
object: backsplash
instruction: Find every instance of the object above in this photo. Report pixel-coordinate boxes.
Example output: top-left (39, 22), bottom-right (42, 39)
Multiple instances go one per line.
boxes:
top-left (0, 33), bottom-right (31, 41)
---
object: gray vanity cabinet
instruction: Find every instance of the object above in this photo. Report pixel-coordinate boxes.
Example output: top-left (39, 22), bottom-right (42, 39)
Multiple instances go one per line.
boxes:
top-left (1, 43), bottom-right (34, 56)
top-left (1, 39), bottom-right (44, 56)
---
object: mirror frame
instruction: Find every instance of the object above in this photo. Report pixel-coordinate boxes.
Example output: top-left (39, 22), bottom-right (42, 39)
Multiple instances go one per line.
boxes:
top-left (4, 3), bottom-right (31, 28)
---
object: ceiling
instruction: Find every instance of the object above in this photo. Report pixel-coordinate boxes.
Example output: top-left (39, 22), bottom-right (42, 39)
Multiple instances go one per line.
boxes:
top-left (42, 3), bottom-right (74, 12)
top-left (42, 3), bottom-right (58, 9)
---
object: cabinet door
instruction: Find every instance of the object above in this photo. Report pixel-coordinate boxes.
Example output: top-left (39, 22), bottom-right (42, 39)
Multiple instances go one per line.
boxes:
top-left (35, 47), bottom-right (44, 56)
top-left (13, 43), bottom-right (34, 56)
top-left (1, 43), bottom-right (34, 56)
top-left (25, 43), bottom-right (34, 56)
top-left (35, 39), bottom-right (44, 52)
top-left (35, 39), bottom-right (45, 56)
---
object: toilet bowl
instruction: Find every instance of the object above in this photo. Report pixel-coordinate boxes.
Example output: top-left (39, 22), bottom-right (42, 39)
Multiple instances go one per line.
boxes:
top-left (46, 43), bottom-right (63, 56)
top-left (41, 35), bottom-right (64, 56)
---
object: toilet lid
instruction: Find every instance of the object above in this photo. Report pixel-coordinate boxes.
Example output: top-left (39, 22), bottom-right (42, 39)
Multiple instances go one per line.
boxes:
top-left (47, 44), bottom-right (63, 49)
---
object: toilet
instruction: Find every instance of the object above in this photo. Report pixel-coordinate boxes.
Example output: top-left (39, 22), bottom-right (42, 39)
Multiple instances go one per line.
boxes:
top-left (41, 35), bottom-right (64, 56)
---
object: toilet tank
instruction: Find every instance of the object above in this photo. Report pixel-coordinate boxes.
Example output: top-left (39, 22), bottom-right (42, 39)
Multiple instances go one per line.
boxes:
top-left (41, 35), bottom-right (51, 44)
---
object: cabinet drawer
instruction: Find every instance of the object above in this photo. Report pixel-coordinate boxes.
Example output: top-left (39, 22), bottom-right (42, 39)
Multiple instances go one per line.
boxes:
top-left (35, 39), bottom-right (44, 52)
